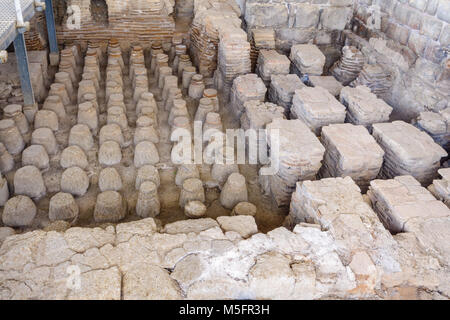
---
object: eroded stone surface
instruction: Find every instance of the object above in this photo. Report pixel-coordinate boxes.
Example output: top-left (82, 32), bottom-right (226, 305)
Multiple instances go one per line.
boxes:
top-left (0, 214), bottom-right (447, 300)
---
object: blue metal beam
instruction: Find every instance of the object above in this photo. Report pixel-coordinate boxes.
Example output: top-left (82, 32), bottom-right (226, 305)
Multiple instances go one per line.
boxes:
top-left (44, 0), bottom-right (58, 54)
top-left (13, 32), bottom-right (35, 107)
top-left (44, 0), bottom-right (59, 66)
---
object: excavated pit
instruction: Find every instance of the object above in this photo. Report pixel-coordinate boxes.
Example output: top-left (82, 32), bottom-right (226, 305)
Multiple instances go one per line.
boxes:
top-left (0, 0), bottom-right (449, 300)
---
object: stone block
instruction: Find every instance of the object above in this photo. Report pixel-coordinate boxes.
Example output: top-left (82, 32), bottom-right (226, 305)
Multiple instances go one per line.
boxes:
top-left (368, 176), bottom-right (450, 233)
top-left (330, 0), bottom-right (354, 5)
top-left (259, 119), bottom-right (325, 206)
top-left (291, 86), bottom-right (347, 135)
top-left (320, 6), bottom-right (352, 30)
top-left (292, 4), bottom-right (320, 28)
top-left (290, 44), bottom-right (326, 75)
top-left (437, 0), bottom-right (450, 23)
top-left (386, 22), bottom-right (410, 45)
top-left (426, 0), bottom-right (439, 15)
top-left (409, 0), bottom-right (427, 11)
top-left (320, 123), bottom-right (384, 190)
top-left (377, 0), bottom-right (396, 15)
top-left (256, 50), bottom-right (291, 83)
top-left (421, 16), bottom-right (443, 40)
top-left (245, 3), bottom-right (289, 28)
top-left (439, 24), bottom-right (450, 47)
top-left (340, 86), bottom-right (393, 128)
top-left (308, 76), bottom-right (343, 97)
top-left (230, 74), bottom-right (267, 119)
top-left (372, 121), bottom-right (447, 185)
top-left (275, 28), bottom-right (316, 51)
top-left (394, 3), bottom-right (410, 24)
top-left (268, 74), bottom-right (306, 113)
top-left (408, 31), bottom-right (428, 56)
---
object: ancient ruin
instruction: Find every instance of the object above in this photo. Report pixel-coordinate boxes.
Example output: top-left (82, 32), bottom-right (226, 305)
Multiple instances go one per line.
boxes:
top-left (0, 0), bottom-right (449, 300)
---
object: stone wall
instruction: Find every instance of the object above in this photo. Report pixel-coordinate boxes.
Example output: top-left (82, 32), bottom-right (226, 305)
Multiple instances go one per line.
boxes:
top-left (351, 0), bottom-right (449, 120)
top-left (241, 0), bottom-right (355, 51)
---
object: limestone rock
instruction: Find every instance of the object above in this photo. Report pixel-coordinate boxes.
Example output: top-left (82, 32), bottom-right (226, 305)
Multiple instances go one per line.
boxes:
top-left (268, 73), bottom-right (306, 115)
top-left (94, 191), bottom-right (127, 223)
top-left (320, 123), bottom-right (384, 191)
top-left (123, 263), bottom-right (182, 300)
top-left (14, 166), bottom-right (46, 200)
top-left (60, 167), bottom-right (89, 197)
top-left (69, 124), bottom-right (94, 152)
top-left (31, 128), bottom-right (58, 155)
top-left (220, 173), bottom-right (248, 209)
top-left (217, 215), bottom-right (258, 238)
top-left (291, 86), bottom-right (347, 135)
top-left (60, 146), bottom-right (88, 170)
top-left (22, 145), bottom-right (50, 170)
top-left (259, 119), bottom-right (325, 206)
top-left (340, 86), bottom-right (393, 128)
top-left (256, 50), bottom-right (290, 84)
top-left (2, 195), bottom-right (36, 227)
top-left (180, 178), bottom-right (205, 208)
top-left (290, 44), bottom-right (325, 75)
top-left (368, 176), bottom-right (450, 234)
top-left (134, 141), bottom-right (159, 168)
top-left (162, 218), bottom-right (219, 234)
top-left (308, 76), bottom-right (343, 97)
top-left (372, 121), bottom-right (447, 185)
top-left (230, 74), bottom-right (267, 119)
top-left (49, 192), bottom-right (79, 222)
top-left (136, 165), bottom-right (160, 190)
top-left (99, 141), bottom-right (122, 166)
top-left (99, 168), bottom-right (123, 192)
top-left (232, 202), bottom-right (257, 216)
top-left (136, 181), bottom-right (160, 218)
top-left (185, 201), bottom-right (207, 219)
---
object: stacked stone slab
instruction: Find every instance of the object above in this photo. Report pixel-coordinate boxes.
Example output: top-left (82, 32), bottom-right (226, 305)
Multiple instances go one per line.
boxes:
top-left (249, 29), bottom-right (276, 71)
top-left (370, 177), bottom-right (450, 268)
top-left (240, 101), bottom-right (285, 131)
top-left (217, 27), bottom-right (252, 98)
top-left (256, 50), bottom-right (291, 85)
top-left (240, 100), bottom-right (285, 164)
top-left (368, 175), bottom-right (450, 235)
top-left (330, 46), bottom-right (366, 85)
top-left (372, 121), bottom-right (448, 185)
top-left (289, 44), bottom-right (325, 76)
top-left (308, 76), bottom-right (343, 97)
top-left (414, 109), bottom-right (450, 151)
top-left (190, 1), bottom-right (248, 79)
top-left (268, 74), bottom-right (305, 116)
top-left (340, 86), bottom-right (393, 129)
top-left (259, 119), bottom-right (325, 206)
top-left (429, 168), bottom-right (450, 208)
top-left (291, 87), bottom-right (347, 135)
top-left (351, 64), bottom-right (393, 98)
top-left (320, 123), bottom-right (384, 191)
top-left (230, 74), bottom-right (267, 119)
top-left (288, 176), bottom-right (401, 277)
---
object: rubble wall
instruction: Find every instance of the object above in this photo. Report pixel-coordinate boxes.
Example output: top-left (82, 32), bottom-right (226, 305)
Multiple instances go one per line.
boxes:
top-left (351, 0), bottom-right (449, 120)
top-left (241, 0), bottom-right (355, 51)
